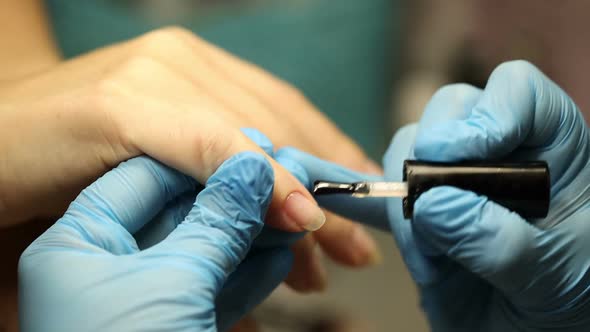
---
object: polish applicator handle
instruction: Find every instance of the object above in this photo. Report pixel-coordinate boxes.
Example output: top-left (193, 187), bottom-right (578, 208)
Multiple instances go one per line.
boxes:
top-left (402, 160), bottom-right (550, 219)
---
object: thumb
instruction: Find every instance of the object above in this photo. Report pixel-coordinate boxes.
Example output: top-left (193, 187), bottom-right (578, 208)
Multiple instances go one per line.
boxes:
top-left (152, 152), bottom-right (273, 289)
top-left (413, 186), bottom-right (542, 294)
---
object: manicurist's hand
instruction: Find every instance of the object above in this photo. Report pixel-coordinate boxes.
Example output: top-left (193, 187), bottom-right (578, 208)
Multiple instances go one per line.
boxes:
top-left (19, 152), bottom-right (290, 332)
top-left (280, 61), bottom-right (590, 331)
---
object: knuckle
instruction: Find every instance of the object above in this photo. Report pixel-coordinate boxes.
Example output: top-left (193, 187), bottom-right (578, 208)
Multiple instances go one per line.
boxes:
top-left (135, 26), bottom-right (199, 53)
top-left (269, 80), bottom-right (309, 105)
top-left (428, 83), bottom-right (482, 113)
top-left (193, 128), bottom-right (238, 178)
top-left (117, 54), bottom-right (163, 78)
top-left (155, 25), bottom-right (195, 39)
top-left (432, 83), bottom-right (459, 97)
top-left (432, 83), bottom-right (475, 100)
top-left (134, 29), bottom-right (183, 55)
top-left (493, 60), bottom-right (538, 80)
top-left (141, 26), bottom-right (185, 43)
top-left (85, 59), bottom-right (159, 151)
top-left (98, 53), bottom-right (167, 92)
top-left (393, 123), bottom-right (418, 144)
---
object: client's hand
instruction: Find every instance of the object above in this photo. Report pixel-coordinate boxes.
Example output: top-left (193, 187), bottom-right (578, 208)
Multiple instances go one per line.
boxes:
top-left (0, 27), bottom-right (380, 295)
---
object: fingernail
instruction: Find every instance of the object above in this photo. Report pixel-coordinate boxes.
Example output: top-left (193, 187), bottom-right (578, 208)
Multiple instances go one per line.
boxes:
top-left (365, 160), bottom-right (384, 175)
top-left (352, 226), bottom-right (382, 266)
top-left (284, 192), bottom-right (326, 231)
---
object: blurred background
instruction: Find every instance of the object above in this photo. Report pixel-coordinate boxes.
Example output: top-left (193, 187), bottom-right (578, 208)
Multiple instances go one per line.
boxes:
top-left (39, 0), bottom-right (590, 331)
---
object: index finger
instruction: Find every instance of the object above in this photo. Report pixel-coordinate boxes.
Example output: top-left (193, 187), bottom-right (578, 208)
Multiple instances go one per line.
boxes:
top-left (414, 61), bottom-right (577, 162)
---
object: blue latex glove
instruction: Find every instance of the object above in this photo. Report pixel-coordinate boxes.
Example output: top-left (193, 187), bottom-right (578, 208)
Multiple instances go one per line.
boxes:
top-left (132, 128), bottom-right (302, 330)
top-left (19, 152), bottom-right (287, 332)
top-left (277, 61), bottom-right (590, 331)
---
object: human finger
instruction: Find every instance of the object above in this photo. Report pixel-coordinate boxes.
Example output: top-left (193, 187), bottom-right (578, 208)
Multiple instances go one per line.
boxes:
top-left (413, 186), bottom-right (543, 296)
top-left (170, 28), bottom-right (375, 171)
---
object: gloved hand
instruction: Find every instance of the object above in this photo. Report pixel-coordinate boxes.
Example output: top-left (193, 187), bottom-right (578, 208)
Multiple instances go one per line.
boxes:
top-left (277, 61), bottom-right (590, 331)
top-left (19, 152), bottom-right (291, 332)
top-left (133, 128), bottom-right (304, 330)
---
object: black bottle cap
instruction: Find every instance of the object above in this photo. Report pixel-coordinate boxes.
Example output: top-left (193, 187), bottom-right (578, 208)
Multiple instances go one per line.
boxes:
top-left (402, 160), bottom-right (550, 220)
